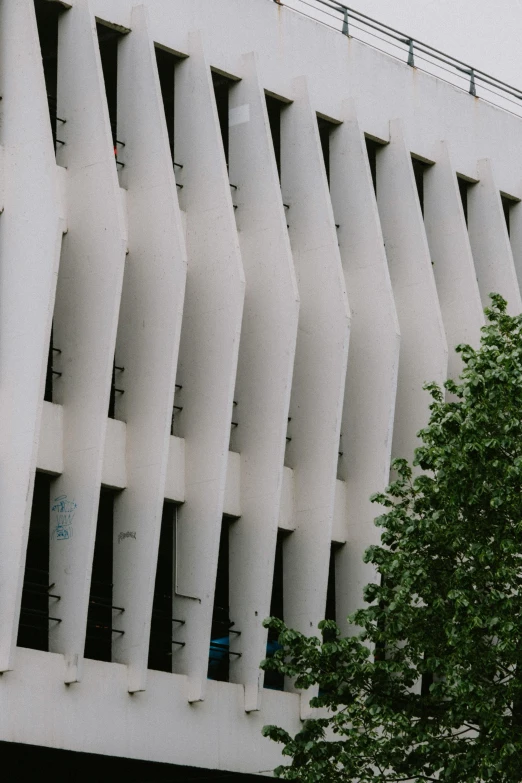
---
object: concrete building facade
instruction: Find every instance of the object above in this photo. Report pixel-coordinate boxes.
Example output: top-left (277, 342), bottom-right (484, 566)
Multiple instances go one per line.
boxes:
top-left (1, 0), bottom-right (522, 778)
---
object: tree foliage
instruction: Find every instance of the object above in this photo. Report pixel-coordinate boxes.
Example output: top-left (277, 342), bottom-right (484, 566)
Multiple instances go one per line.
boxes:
top-left (262, 295), bottom-right (522, 782)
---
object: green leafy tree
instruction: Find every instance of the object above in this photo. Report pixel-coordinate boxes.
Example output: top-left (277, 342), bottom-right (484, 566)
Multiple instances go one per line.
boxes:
top-left (262, 295), bottom-right (522, 782)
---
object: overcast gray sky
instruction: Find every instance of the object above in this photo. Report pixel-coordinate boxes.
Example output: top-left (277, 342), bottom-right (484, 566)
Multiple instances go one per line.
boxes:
top-left (281, 0), bottom-right (522, 89)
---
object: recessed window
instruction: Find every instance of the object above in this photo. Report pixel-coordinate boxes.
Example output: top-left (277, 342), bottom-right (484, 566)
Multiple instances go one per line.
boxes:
top-left (501, 194), bottom-right (517, 237)
top-left (264, 529), bottom-right (290, 691)
top-left (266, 95), bottom-right (283, 181)
top-left (317, 116), bottom-right (336, 188)
top-left (96, 22), bottom-right (125, 165)
top-left (457, 176), bottom-right (471, 227)
top-left (85, 488), bottom-right (122, 662)
top-left (208, 517), bottom-right (240, 682)
top-left (155, 47), bottom-right (183, 164)
top-left (148, 502), bottom-right (177, 673)
top-left (34, 0), bottom-right (65, 153)
top-left (411, 156), bottom-right (430, 217)
top-left (211, 72), bottom-right (236, 166)
top-left (365, 137), bottom-right (382, 195)
top-left (17, 472), bottom-right (54, 652)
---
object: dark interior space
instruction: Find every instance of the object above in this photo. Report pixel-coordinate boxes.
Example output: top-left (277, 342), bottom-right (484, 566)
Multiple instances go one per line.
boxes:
top-left (411, 156), bottom-right (429, 216)
top-left (108, 358), bottom-right (124, 419)
top-left (34, 0), bottom-right (63, 149)
top-left (325, 544), bottom-right (337, 623)
top-left (148, 502), bottom-right (176, 673)
top-left (501, 194), bottom-right (514, 236)
top-left (317, 115), bottom-right (336, 186)
top-left (155, 47), bottom-right (179, 162)
top-left (208, 518), bottom-right (237, 682)
top-left (96, 22), bottom-right (123, 149)
top-left (365, 136), bottom-right (380, 195)
top-left (85, 488), bottom-right (119, 662)
top-left (264, 529), bottom-right (288, 691)
top-left (44, 324), bottom-right (58, 403)
top-left (17, 472), bottom-right (53, 652)
top-left (457, 176), bottom-right (470, 226)
top-left (0, 742), bottom-right (264, 782)
top-left (211, 71), bottom-right (235, 165)
top-left (265, 94), bottom-right (282, 180)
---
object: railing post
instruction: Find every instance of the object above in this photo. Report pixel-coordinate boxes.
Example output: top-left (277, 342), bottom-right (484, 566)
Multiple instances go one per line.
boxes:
top-left (469, 68), bottom-right (477, 96)
top-left (407, 38), bottom-right (415, 67)
top-left (342, 8), bottom-right (349, 36)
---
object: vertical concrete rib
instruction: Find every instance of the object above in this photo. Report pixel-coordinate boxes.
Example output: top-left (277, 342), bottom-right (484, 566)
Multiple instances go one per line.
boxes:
top-left (226, 53), bottom-right (300, 712)
top-left (281, 78), bottom-right (350, 670)
top-left (377, 120), bottom-right (447, 463)
top-left (423, 141), bottom-right (484, 378)
top-left (329, 106), bottom-right (400, 636)
top-left (467, 158), bottom-right (522, 314)
top-left (0, 0), bottom-right (65, 671)
top-left (48, 0), bottom-right (127, 683)
top-left (171, 33), bottom-right (246, 703)
top-left (110, 5), bottom-right (188, 693)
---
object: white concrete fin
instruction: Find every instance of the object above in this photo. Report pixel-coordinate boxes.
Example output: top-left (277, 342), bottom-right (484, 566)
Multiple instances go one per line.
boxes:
top-left (467, 158), bottom-right (522, 314)
top-left (38, 402), bottom-right (65, 476)
top-left (164, 436), bottom-right (186, 503)
top-left (0, 0), bottom-right (64, 672)
top-left (48, 0), bottom-right (127, 683)
top-left (281, 76), bottom-right (350, 693)
top-left (424, 141), bottom-right (484, 379)
top-left (106, 3), bottom-right (188, 695)
top-left (329, 103), bottom-right (400, 636)
top-left (170, 31), bottom-right (246, 703)
top-left (225, 52), bottom-right (300, 712)
top-left (376, 119), bottom-right (448, 465)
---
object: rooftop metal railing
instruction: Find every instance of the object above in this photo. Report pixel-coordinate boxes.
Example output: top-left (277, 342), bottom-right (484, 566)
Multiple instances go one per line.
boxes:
top-left (273, 0), bottom-right (522, 119)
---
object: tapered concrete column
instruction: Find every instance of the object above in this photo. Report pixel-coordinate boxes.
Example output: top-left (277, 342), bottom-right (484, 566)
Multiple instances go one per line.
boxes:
top-left (329, 105), bottom-right (400, 636)
top-left (423, 142), bottom-right (484, 379)
top-left (110, 5), bottom-right (188, 694)
top-left (376, 120), bottom-right (447, 463)
top-left (171, 33), bottom-right (246, 703)
top-left (226, 53), bottom-right (300, 712)
top-left (0, 0), bottom-right (65, 671)
top-left (467, 158), bottom-right (522, 314)
top-left (281, 78), bottom-right (350, 684)
top-left (49, 0), bottom-right (127, 683)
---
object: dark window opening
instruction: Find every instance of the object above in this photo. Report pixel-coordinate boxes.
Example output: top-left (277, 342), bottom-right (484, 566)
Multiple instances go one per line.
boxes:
top-left (325, 544), bottom-right (338, 624)
top-left (96, 22), bottom-right (124, 162)
top-left (155, 47), bottom-right (182, 164)
top-left (265, 529), bottom-right (289, 691)
top-left (501, 195), bottom-right (515, 237)
top-left (266, 95), bottom-right (283, 180)
top-left (317, 116), bottom-right (336, 187)
top-left (208, 517), bottom-right (238, 682)
top-left (34, 0), bottom-right (64, 152)
top-left (108, 357), bottom-right (124, 420)
top-left (85, 488), bottom-right (119, 662)
top-left (412, 157), bottom-right (429, 217)
top-left (211, 72), bottom-right (235, 166)
top-left (17, 472), bottom-right (53, 652)
top-left (148, 502), bottom-right (177, 673)
top-left (44, 324), bottom-right (58, 403)
top-left (457, 176), bottom-right (470, 227)
top-left (365, 137), bottom-right (380, 195)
